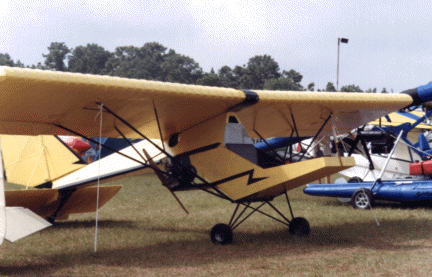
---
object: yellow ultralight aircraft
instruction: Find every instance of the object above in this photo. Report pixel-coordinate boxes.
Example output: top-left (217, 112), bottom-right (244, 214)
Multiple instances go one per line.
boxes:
top-left (0, 66), bottom-right (431, 245)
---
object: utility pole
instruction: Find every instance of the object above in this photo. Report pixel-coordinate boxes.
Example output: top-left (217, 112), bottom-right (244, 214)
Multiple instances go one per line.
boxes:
top-left (337, 38), bottom-right (349, 91)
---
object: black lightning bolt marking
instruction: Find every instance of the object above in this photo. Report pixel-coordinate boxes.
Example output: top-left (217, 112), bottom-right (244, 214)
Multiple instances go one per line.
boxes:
top-left (211, 169), bottom-right (267, 186)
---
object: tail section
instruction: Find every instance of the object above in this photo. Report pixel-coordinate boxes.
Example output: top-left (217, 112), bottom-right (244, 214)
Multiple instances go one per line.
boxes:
top-left (0, 140), bottom-right (51, 246)
top-left (0, 164), bottom-right (5, 246)
top-left (1, 135), bottom-right (86, 188)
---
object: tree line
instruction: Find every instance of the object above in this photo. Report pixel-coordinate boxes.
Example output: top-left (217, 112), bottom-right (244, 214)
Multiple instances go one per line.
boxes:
top-left (0, 42), bottom-right (389, 93)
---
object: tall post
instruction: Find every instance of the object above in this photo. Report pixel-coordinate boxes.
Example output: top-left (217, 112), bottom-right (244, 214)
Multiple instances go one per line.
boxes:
top-left (336, 38), bottom-right (348, 91)
top-left (337, 38), bottom-right (340, 91)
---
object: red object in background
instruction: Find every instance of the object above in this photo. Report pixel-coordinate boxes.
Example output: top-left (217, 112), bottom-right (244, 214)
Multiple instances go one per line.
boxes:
top-left (409, 160), bottom-right (432, 175)
top-left (65, 137), bottom-right (91, 156)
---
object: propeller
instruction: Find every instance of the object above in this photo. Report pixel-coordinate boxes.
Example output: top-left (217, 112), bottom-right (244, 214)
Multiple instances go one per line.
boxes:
top-left (142, 148), bottom-right (189, 215)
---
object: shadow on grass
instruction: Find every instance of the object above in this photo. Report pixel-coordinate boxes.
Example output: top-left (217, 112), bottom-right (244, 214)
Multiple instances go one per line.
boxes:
top-left (52, 219), bottom-right (137, 229)
top-left (3, 218), bottom-right (432, 275)
top-left (324, 199), bottom-right (432, 209)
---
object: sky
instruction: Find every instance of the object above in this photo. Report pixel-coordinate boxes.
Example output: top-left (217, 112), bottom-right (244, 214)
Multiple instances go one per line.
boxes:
top-left (1, 0), bottom-right (431, 93)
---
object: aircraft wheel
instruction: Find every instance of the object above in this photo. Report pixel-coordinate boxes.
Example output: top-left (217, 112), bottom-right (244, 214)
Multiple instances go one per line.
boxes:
top-left (289, 217), bottom-right (310, 236)
top-left (348, 176), bottom-right (363, 183)
top-left (210, 223), bottom-right (233, 245)
top-left (352, 189), bottom-right (374, 209)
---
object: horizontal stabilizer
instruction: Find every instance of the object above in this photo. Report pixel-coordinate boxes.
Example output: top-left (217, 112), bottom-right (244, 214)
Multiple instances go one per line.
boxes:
top-left (5, 185), bottom-right (122, 218)
top-left (6, 189), bottom-right (59, 212)
top-left (57, 185), bottom-right (122, 215)
top-left (5, 207), bottom-right (51, 242)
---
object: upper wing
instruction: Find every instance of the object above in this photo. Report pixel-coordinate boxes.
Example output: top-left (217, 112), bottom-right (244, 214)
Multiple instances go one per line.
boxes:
top-left (368, 110), bottom-right (432, 130)
top-left (0, 66), bottom-right (418, 140)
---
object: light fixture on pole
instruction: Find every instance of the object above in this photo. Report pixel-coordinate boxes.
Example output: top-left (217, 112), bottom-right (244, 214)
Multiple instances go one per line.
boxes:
top-left (336, 37), bottom-right (348, 91)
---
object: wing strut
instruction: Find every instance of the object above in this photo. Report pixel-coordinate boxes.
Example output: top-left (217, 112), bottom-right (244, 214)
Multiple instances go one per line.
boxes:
top-left (153, 105), bottom-right (166, 152)
top-left (290, 113), bottom-right (302, 162)
top-left (253, 129), bottom-right (284, 163)
top-left (283, 130), bottom-right (295, 162)
top-left (142, 148), bottom-right (189, 215)
top-left (299, 114), bottom-right (332, 161)
top-left (114, 126), bottom-right (148, 163)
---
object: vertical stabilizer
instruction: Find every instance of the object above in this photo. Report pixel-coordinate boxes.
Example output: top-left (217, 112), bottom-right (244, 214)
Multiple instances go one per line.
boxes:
top-left (4, 207), bottom-right (51, 242)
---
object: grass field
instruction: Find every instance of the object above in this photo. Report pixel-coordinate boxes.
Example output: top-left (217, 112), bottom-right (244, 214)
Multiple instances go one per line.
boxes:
top-left (2, 174), bottom-right (432, 276)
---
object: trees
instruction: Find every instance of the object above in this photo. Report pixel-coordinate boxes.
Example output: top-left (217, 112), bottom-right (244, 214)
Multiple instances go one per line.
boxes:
top-left (218, 66), bottom-right (239, 88)
top-left (282, 69), bottom-right (303, 84)
top-left (106, 43), bottom-right (167, 80)
top-left (0, 53), bottom-right (15, 66)
top-left (263, 77), bottom-right (303, 91)
top-left (196, 73), bottom-right (220, 86)
top-left (340, 84), bottom-right (363, 92)
top-left (68, 44), bottom-right (113, 75)
top-left (325, 82), bottom-right (336, 92)
top-left (102, 42), bottom-right (203, 84)
top-left (161, 49), bottom-right (203, 84)
top-left (365, 88), bottom-right (377, 93)
top-left (42, 42), bottom-right (70, 71)
top-left (245, 55), bottom-right (280, 89)
top-left (8, 42), bottom-right (356, 93)
top-left (263, 68), bottom-right (304, 91)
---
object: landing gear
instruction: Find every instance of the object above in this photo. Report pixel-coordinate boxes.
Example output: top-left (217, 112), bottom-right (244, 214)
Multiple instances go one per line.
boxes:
top-left (352, 189), bottom-right (374, 209)
top-left (210, 224), bottom-right (233, 245)
top-left (289, 217), bottom-right (310, 236)
top-left (210, 193), bottom-right (310, 245)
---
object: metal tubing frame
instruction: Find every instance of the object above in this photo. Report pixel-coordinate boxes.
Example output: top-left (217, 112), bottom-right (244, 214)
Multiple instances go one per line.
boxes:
top-left (114, 126), bottom-right (148, 163)
top-left (283, 130), bottom-right (294, 162)
top-left (299, 114), bottom-right (332, 161)
top-left (238, 202), bottom-right (290, 227)
top-left (153, 105), bottom-right (166, 152)
top-left (226, 192), bottom-right (298, 231)
top-left (266, 201), bottom-right (292, 225)
top-left (230, 204), bottom-right (252, 230)
top-left (231, 202), bottom-right (267, 230)
top-left (285, 192), bottom-right (295, 219)
top-left (370, 129), bottom-right (404, 192)
top-left (253, 128), bottom-right (284, 163)
top-left (98, 103), bottom-right (212, 187)
top-left (228, 203), bottom-right (241, 226)
top-left (54, 124), bottom-right (147, 166)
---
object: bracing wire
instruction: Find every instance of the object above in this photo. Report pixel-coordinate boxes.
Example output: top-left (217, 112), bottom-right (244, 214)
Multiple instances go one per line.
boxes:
top-left (94, 103), bottom-right (103, 252)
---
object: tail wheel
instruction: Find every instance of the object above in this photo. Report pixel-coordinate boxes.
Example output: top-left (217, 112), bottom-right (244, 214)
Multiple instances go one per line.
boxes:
top-left (210, 224), bottom-right (233, 245)
top-left (289, 217), bottom-right (310, 236)
top-left (352, 189), bottom-right (374, 209)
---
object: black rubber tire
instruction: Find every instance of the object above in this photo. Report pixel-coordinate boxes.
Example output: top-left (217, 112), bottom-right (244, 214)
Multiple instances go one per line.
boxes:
top-left (289, 217), bottom-right (310, 236)
top-left (348, 176), bottom-right (363, 183)
top-left (210, 223), bottom-right (233, 245)
top-left (352, 189), bottom-right (374, 209)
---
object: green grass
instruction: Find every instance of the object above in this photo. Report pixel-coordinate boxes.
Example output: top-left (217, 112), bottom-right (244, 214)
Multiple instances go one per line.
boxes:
top-left (2, 174), bottom-right (432, 276)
